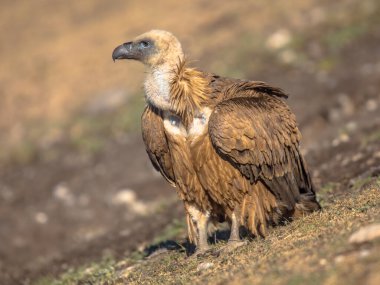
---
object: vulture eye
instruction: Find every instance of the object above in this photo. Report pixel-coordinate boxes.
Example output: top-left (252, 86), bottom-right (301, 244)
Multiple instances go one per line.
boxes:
top-left (139, 41), bottom-right (150, 48)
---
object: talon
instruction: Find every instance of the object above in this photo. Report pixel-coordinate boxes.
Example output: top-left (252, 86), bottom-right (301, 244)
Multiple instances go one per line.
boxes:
top-left (214, 240), bottom-right (248, 255)
top-left (192, 248), bottom-right (213, 258)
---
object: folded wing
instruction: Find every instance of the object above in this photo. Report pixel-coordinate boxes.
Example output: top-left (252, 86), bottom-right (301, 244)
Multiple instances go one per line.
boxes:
top-left (208, 84), bottom-right (317, 211)
top-left (141, 106), bottom-right (175, 186)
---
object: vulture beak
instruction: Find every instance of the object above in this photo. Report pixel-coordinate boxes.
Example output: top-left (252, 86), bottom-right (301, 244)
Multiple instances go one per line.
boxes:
top-left (112, 42), bottom-right (137, 62)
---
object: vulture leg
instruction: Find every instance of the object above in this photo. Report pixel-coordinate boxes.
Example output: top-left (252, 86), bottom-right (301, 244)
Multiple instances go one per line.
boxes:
top-left (215, 211), bottom-right (247, 256)
top-left (228, 211), bottom-right (241, 242)
top-left (186, 204), bottom-right (210, 256)
top-left (196, 212), bottom-right (210, 253)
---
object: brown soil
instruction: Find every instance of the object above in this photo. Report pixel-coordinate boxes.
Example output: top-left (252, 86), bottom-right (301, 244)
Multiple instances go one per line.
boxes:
top-left (1, 0), bottom-right (380, 284)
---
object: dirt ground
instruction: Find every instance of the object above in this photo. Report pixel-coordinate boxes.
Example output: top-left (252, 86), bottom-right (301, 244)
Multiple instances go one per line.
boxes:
top-left (1, 0), bottom-right (380, 284)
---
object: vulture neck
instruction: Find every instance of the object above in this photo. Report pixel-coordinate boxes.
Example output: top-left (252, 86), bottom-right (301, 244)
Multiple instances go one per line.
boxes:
top-left (144, 58), bottom-right (210, 129)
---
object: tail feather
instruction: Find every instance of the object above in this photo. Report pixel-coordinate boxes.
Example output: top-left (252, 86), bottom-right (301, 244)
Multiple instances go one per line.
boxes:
top-left (241, 181), bottom-right (282, 237)
top-left (241, 178), bottom-right (320, 238)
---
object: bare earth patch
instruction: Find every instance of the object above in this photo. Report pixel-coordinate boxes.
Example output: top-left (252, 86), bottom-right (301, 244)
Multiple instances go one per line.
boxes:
top-left (1, 1), bottom-right (380, 284)
top-left (34, 179), bottom-right (380, 285)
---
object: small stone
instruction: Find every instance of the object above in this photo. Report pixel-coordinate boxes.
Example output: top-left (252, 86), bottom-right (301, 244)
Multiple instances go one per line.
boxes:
top-left (78, 194), bottom-right (90, 206)
top-left (132, 201), bottom-right (148, 215)
top-left (332, 138), bottom-right (340, 147)
top-left (359, 249), bottom-right (371, 258)
top-left (122, 265), bottom-right (136, 278)
top-left (352, 153), bottom-right (364, 162)
top-left (340, 133), bottom-right (349, 143)
top-left (360, 63), bottom-right (375, 75)
top-left (349, 224), bottom-right (380, 244)
top-left (0, 185), bottom-right (14, 202)
top-left (119, 229), bottom-right (131, 237)
top-left (329, 109), bottom-right (341, 122)
top-left (338, 94), bottom-right (355, 116)
top-left (310, 7), bottom-right (326, 24)
top-left (83, 266), bottom-right (95, 275)
top-left (35, 212), bottom-right (48, 224)
top-left (148, 248), bottom-right (169, 259)
top-left (346, 121), bottom-right (357, 132)
top-left (366, 159), bottom-right (375, 166)
top-left (112, 189), bottom-right (148, 215)
top-left (334, 255), bottom-right (345, 263)
top-left (137, 244), bottom-right (146, 252)
top-left (279, 50), bottom-right (296, 64)
top-left (53, 183), bottom-right (74, 205)
top-left (366, 99), bottom-right (378, 112)
top-left (13, 236), bottom-right (27, 247)
top-left (112, 189), bottom-right (136, 205)
top-left (319, 258), bottom-right (327, 266)
top-left (266, 29), bottom-right (291, 50)
top-left (197, 262), bottom-right (213, 271)
top-left (341, 157), bottom-right (350, 166)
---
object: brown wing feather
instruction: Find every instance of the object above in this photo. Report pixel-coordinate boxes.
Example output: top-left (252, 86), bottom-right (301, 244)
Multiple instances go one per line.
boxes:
top-left (205, 73), bottom-right (288, 101)
top-left (208, 87), bottom-right (319, 210)
top-left (141, 106), bottom-right (175, 186)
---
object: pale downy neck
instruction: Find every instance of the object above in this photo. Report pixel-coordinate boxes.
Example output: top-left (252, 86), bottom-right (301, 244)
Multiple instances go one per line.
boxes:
top-left (144, 55), bottom-right (210, 129)
top-left (143, 56), bottom-right (183, 111)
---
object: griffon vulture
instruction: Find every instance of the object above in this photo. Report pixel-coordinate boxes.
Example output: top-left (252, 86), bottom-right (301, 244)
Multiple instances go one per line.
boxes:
top-left (112, 30), bottom-right (321, 255)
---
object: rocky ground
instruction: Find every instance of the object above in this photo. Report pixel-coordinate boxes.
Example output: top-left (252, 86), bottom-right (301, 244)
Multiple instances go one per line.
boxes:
top-left (0, 0), bottom-right (380, 284)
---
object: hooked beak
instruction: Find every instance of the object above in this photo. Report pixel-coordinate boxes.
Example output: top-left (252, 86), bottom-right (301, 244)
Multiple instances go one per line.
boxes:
top-left (112, 42), bottom-right (136, 62)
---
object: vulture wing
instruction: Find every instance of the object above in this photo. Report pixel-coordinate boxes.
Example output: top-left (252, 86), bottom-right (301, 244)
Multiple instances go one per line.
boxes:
top-left (141, 106), bottom-right (175, 186)
top-left (208, 84), bottom-right (316, 209)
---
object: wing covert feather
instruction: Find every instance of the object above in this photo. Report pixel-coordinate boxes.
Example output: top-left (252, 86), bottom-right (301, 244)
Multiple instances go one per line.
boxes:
top-left (208, 95), bottom-right (314, 207)
top-left (141, 106), bottom-right (175, 186)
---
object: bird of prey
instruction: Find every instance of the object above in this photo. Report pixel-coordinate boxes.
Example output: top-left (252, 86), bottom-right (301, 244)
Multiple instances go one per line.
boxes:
top-left (112, 30), bottom-right (320, 255)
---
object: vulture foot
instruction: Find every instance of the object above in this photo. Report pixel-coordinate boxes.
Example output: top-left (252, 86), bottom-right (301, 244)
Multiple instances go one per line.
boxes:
top-left (213, 240), bottom-right (248, 256)
top-left (191, 247), bottom-right (214, 259)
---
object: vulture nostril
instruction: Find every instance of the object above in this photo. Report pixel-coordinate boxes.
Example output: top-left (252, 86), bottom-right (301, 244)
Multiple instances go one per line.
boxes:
top-left (123, 42), bottom-right (132, 50)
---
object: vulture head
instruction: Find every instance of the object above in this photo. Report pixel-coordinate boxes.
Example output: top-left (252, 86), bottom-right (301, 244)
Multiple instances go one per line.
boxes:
top-left (112, 30), bottom-right (184, 68)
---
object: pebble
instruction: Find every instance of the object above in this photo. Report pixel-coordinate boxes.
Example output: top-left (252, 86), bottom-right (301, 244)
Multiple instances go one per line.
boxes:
top-left (53, 183), bottom-right (74, 206)
top-left (346, 121), bottom-right (357, 132)
top-left (334, 255), bottom-right (345, 263)
top-left (366, 99), bottom-right (378, 112)
top-left (0, 185), bottom-right (14, 202)
top-left (332, 133), bottom-right (350, 147)
top-left (112, 189), bottom-right (148, 215)
top-left (351, 153), bottom-right (364, 162)
top-left (338, 94), bottom-right (355, 116)
top-left (122, 265), bottom-right (137, 278)
top-left (35, 212), bottom-right (48, 224)
top-left (340, 133), bottom-right (350, 143)
top-left (112, 189), bottom-right (137, 205)
top-left (341, 157), bottom-right (350, 167)
top-left (119, 229), bottom-right (131, 237)
top-left (147, 248), bottom-right (169, 259)
top-left (310, 7), bottom-right (326, 25)
top-left (366, 158), bottom-right (375, 166)
top-left (197, 262), bottom-right (214, 271)
top-left (266, 29), bottom-right (291, 50)
top-left (279, 50), bottom-right (296, 64)
top-left (349, 224), bottom-right (380, 244)
top-left (319, 258), bottom-right (327, 266)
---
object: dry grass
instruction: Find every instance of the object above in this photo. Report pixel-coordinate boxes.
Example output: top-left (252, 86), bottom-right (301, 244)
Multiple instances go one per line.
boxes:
top-left (123, 180), bottom-right (380, 285)
top-left (34, 178), bottom-right (380, 285)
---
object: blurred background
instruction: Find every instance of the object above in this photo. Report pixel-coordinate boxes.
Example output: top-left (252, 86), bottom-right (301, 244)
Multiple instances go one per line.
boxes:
top-left (1, 0), bottom-right (380, 283)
